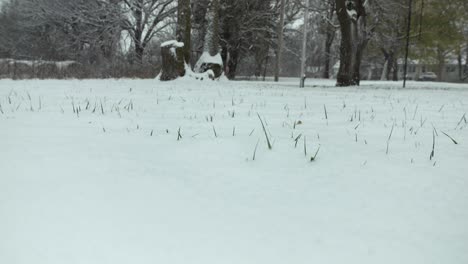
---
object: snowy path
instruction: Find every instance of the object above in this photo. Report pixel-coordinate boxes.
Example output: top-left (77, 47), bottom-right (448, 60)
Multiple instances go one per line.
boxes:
top-left (1, 79), bottom-right (468, 264)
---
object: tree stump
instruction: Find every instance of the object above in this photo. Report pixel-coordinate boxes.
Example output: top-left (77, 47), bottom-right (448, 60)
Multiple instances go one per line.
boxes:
top-left (160, 40), bottom-right (185, 81)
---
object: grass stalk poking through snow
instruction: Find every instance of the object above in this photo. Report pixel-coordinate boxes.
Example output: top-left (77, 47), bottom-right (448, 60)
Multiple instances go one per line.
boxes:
top-left (456, 113), bottom-right (466, 129)
top-left (412, 104), bottom-right (419, 120)
top-left (177, 127), bottom-right (182, 141)
top-left (430, 128), bottom-right (436, 160)
top-left (303, 136), bottom-right (307, 156)
top-left (386, 123), bottom-right (395, 155)
top-left (252, 139), bottom-right (260, 161)
top-left (310, 146), bottom-right (321, 162)
top-left (441, 131), bottom-right (458, 145)
top-left (294, 134), bottom-right (302, 148)
top-left (100, 100), bottom-right (105, 115)
top-left (323, 105), bottom-right (328, 124)
top-left (257, 113), bottom-right (272, 150)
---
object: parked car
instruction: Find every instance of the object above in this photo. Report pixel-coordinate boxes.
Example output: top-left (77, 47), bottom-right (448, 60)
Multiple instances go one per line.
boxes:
top-left (418, 72), bottom-right (438, 81)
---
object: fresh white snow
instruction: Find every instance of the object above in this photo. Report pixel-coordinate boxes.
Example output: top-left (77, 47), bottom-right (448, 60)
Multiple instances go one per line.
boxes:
top-left (161, 40), bottom-right (185, 48)
top-left (0, 78), bottom-right (467, 264)
top-left (0, 58), bottom-right (78, 69)
top-left (194, 51), bottom-right (223, 73)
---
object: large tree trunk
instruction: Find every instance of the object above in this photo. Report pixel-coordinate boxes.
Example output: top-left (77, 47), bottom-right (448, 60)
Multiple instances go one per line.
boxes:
top-left (194, 0), bottom-right (223, 78)
top-left (226, 49), bottom-right (239, 80)
top-left (177, 0), bottom-right (192, 64)
top-left (457, 47), bottom-right (462, 81)
top-left (436, 46), bottom-right (445, 82)
top-left (323, 31), bottom-right (334, 79)
top-left (135, 44), bottom-right (144, 63)
top-left (465, 41), bottom-right (468, 81)
top-left (254, 54), bottom-right (263, 78)
top-left (392, 57), bottom-right (399, 81)
top-left (263, 55), bottom-right (269, 81)
top-left (323, 2), bottom-right (336, 79)
top-left (386, 52), bottom-right (394, 80)
top-left (381, 60), bottom-right (388, 81)
top-left (274, 0), bottom-right (285, 82)
top-left (207, 0), bottom-right (219, 56)
top-left (160, 0), bottom-right (191, 81)
top-left (381, 49), bottom-right (394, 81)
top-left (352, 39), bottom-right (365, 85)
top-left (221, 45), bottom-right (239, 80)
top-left (336, 0), bottom-right (354, 86)
top-left (335, 0), bottom-right (368, 87)
top-left (133, 0), bottom-right (144, 63)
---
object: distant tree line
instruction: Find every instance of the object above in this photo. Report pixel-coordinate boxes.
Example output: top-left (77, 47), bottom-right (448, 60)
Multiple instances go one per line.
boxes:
top-left (0, 0), bottom-right (467, 84)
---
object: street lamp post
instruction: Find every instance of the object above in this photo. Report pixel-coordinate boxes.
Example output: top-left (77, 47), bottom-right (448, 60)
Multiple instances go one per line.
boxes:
top-left (403, 0), bottom-right (413, 88)
top-left (300, 0), bottom-right (310, 88)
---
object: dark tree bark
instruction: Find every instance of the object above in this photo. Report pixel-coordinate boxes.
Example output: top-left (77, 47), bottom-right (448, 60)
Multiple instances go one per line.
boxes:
top-left (457, 48), bottom-right (463, 81)
top-left (382, 48), bottom-right (399, 81)
top-left (323, 31), bottom-right (335, 79)
top-left (465, 41), bottom-right (468, 80)
top-left (195, 0), bottom-right (222, 78)
top-left (274, 0), bottom-right (286, 82)
top-left (402, 0), bottom-right (413, 87)
top-left (221, 43), bottom-right (239, 80)
top-left (387, 52), bottom-right (394, 80)
top-left (177, 0), bottom-right (191, 63)
top-left (135, 44), bottom-right (144, 63)
top-left (160, 0), bottom-right (190, 81)
top-left (263, 55), bottom-right (269, 81)
top-left (323, 1), bottom-right (336, 79)
top-left (133, 1), bottom-right (144, 63)
top-left (207, 0), bottom-right (220, 56)
top-left (160, 42), bottom-right (185, 81)
top-left (352, 43), bottom-right (364, 85)
top-left (335, 0), bottom-right (354, 86)
top-left (335, 0), bottom-right (369, 86)
top-left (436, 46), bottom-right (445, 82)
top-left (392, 57), bottom-right (399, 81)
top-left (381, 48), bottom-right (390, 80)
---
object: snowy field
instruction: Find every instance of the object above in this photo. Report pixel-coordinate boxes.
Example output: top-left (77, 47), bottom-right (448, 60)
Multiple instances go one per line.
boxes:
top-left (1, 78), bottom-right (468, 264)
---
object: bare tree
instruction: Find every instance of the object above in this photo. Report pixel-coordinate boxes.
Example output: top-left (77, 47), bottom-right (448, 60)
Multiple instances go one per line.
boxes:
top-left (369, 0), bottom-right (408, 81)
top-left (3, 0), bottom-right (123, 62)
top-left (218, 0), bottom-right (300, 79)
top-left (320, 0), bottom-right (337, 79)
top-left (122, 0), bottom-right (177, 63)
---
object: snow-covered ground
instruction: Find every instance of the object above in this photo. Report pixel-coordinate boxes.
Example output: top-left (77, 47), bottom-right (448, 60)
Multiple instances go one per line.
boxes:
top-left (1, 78), bottom-right (467, 264)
